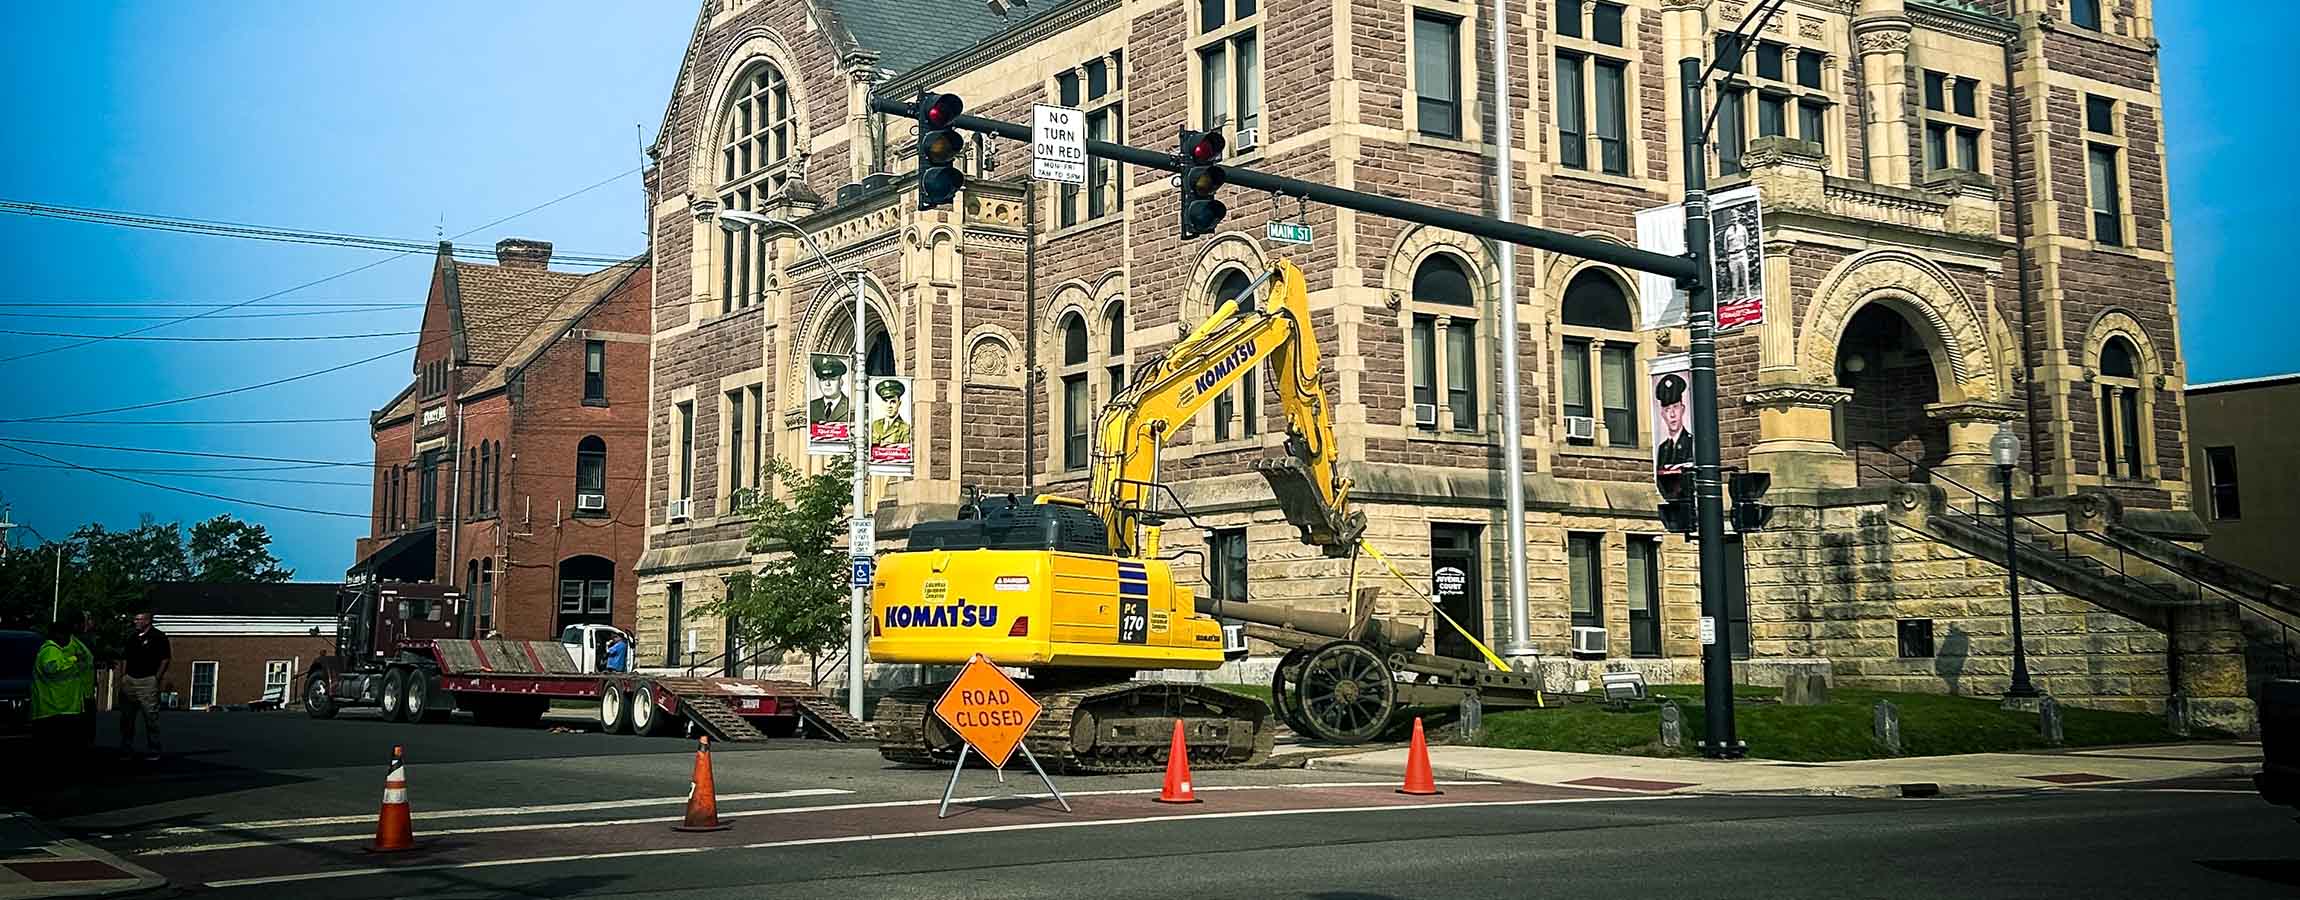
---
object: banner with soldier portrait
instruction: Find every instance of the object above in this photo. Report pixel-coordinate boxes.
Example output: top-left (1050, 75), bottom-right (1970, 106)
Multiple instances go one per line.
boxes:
top-left (1650, 353), bottom-right (1693, 482)
top-left (866, 376), bottom-right (915, 477)
top-left (1710, 185), bottom-right (1765, 331)
top-left (806, 353), bottom-right (856, 456)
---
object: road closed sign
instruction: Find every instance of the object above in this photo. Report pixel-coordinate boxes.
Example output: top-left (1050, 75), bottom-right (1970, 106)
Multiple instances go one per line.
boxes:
top-left (932, 654), bottom-right (1043, 769)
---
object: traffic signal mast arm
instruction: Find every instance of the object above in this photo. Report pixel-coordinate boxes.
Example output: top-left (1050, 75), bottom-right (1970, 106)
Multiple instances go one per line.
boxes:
top-left (869, 96), bottom-right (1698, 282)
top-left (1088, 259), bottom-right (1364, 559)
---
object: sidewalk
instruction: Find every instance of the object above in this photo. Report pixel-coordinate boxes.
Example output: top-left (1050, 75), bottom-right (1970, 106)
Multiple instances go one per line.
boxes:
top-left (0, 813), bottom-right (163, 899)
top-left (1301, 740), bottom-right (2264, 798)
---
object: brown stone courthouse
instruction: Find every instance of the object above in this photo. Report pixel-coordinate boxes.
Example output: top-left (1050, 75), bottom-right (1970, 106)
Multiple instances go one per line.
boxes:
top-left (623, 0), bottom-right (2286, 731)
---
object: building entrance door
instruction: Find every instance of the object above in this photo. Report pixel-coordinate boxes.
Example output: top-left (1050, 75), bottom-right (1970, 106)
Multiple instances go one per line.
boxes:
top-left (1430, 525), bottom-right (1483, 660)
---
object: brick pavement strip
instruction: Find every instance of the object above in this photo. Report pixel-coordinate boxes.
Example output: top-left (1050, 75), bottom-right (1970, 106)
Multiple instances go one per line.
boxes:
top-left (0, 814), bottom-right (165, 900)
top-left (133, 782), bottom-right (1636, 888)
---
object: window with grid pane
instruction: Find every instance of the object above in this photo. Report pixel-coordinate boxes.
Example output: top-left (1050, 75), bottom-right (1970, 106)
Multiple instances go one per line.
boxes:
top-left (718, 64), bottom-right (793, 315)
top-left (1414, 12), bottom-right (1461, 138)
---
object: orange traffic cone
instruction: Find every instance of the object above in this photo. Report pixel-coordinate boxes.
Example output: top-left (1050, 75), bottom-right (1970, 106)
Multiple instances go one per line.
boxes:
top-left (1397, 717), bottom-right (1442, 796)
top-left (368, 745), bottom-right (417, 852)
top-left (1155, 719), bottom-right (1200, 804)
top-left (673, 735), bottom-right (731, 832)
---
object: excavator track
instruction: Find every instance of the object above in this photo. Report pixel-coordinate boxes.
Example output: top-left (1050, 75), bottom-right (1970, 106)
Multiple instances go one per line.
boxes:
top-left (875, 676), bottom-right (1274, 774)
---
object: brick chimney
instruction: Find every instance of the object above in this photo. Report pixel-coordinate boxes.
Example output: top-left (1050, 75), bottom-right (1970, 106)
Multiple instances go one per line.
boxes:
top-left (494, 238), bottom-right (553, 270)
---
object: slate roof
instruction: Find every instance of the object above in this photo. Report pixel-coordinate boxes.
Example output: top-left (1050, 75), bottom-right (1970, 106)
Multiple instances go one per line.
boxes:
top-left (144, 582), bottom-right (344, 618)
top-left (821, 0), bottom-right (1080, 75)
top-left (451, 262), bottom-right (587, 366)
top-left (464, 259), bottom-right (648, 395)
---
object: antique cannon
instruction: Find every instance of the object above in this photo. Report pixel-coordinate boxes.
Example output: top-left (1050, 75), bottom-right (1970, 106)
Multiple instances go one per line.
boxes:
top-left (1199, 594), bottom-right (1548, 744)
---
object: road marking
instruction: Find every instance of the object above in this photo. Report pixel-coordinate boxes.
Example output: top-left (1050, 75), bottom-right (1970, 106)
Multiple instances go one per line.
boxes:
top-left (201, 792), bottom-right (1685, 888)
top-left (2054, 787), bottom-right (2261, 795)
top-left (147, 789), bottom-right (854, 835)
top-left (142, 781), bottom-right (1499, 856)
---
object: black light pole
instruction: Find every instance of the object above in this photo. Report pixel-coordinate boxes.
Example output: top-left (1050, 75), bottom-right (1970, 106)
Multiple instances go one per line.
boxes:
top-left (1679, 56), bottom-right (1741, 759)
top-left (1994, 425), bottom-right (2040, 698)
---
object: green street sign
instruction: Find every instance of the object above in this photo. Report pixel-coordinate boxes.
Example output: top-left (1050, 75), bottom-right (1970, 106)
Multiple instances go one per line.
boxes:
top-left (1266, 221), bottom-right (1313, 245)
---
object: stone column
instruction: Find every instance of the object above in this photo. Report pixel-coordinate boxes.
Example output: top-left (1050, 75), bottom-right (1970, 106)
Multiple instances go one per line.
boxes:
top-left (1925, 400), bottom-right (2022, 490)
top-left (1744, 384), bottom-right (1856, 489)
top-left (1851, 8), bottom-right (1913, 187)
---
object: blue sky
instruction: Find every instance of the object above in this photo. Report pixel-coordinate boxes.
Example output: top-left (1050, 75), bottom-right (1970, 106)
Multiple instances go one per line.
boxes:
top-left (0, 4), bottom-right (2287, 579)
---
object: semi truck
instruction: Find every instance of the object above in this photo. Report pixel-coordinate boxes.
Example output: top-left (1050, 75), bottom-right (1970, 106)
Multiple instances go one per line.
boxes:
top-left (305, 580), bottom-right (866, 743)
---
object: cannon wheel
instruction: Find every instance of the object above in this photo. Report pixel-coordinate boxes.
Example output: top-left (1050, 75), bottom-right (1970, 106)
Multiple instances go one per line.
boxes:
top-left (1269, 649), bottom-right (1315, 736)
top-left (1296, 641), bottom-right (1396, 744)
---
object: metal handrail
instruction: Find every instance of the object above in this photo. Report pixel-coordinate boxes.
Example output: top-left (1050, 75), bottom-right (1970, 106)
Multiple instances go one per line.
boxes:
top-left (1853, 442), bottom-right (2294, 675)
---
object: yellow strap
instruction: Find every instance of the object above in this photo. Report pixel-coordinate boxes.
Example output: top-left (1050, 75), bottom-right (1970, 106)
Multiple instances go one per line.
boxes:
top-left (1355, 540), bottom-right (1513, 674)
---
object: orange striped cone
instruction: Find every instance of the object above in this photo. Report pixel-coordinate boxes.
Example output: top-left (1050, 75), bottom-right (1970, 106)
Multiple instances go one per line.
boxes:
top-left (1397, 717), bottom-right (1442, 796)
top-left (368, 745), bottom-right (417, 852)
top-left (673, 735), bottom-right (731, 832)
top-left (1155, 719), bottom-right (1201, 804)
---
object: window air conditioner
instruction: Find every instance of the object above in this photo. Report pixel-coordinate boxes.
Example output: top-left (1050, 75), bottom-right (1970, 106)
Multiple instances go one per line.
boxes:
top-left (1413, 403), bottom-right (1439, 429)
top-left (576, 493), bottom-right (607, 512)
top-left (666, 497), bottom-right (692, 522)
top-left (1563, 415), bottom-right (1597, 443)
top-left (1570, 626), bottom-right (1608, 658)
top-left (1234, 126), bottom-right (1260, 152)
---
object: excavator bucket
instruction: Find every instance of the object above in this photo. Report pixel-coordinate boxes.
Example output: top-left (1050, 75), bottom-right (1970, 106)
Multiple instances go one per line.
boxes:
top-left (1254, 456), bottom-right (1366, 557)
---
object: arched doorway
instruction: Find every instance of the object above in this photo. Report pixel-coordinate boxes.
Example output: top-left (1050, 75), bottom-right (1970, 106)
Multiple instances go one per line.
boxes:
top-left (1836, 303), bottom-right (1949, 485)
top-left (556, 555), bottom-right (615, 634)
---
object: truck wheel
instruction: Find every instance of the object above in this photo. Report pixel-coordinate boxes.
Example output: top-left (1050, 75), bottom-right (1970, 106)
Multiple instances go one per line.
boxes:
top-left (305, 673), bottom-right (337, 719)
top-left (599, 683), bottom-right (632, 734)
top-left (404, 673), bottom-right (448, 723)
top-left (380, 669), bottom-right (408, 722)
top-left (630, 681), bottom-right (676, 736)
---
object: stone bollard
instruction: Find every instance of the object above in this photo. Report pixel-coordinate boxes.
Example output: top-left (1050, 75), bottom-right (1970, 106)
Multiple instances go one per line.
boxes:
top-left (1784, 673), bottom-right (1830, 707)
top-left (1873, 699), bottom-right (1903, 756)
top-left (2038, 696), bottom-right (2064, 746)
top-left (1659, 700), bottom-right (1683, 752)
top-left (1458, 691), bottom-right (1485, 744)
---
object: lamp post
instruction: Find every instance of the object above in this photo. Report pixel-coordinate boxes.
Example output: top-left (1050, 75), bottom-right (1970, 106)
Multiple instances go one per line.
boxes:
top-left (1992, 424), bottom-right (2039, 699)
top-left (716, 209), bottom-right (871, 721)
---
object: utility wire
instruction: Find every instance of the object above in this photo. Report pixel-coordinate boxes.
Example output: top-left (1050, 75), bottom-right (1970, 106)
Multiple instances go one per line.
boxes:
top-left (0, 300), bottom-right (418, 308)
top-left (0, 344), bottom-right (414, 423)
top-left (0, 328), bottom-right (415, 342)
top-left (0, 417), bottom-right (371, 426)
top-left (0, 165), bottom-right (638, 366)
top-left (0, 308), bottom-right (418, 321)
top-left (0, 463), bottom-right (367, 488)
top-left (0, 199), bottom-right (635, 266)
top-left (0, 441), bottom-right (369, 519)
top-left (0, 437), bottom-right (647, 481)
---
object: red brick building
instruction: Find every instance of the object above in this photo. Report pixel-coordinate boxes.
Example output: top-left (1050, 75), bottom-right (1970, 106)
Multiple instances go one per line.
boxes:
top-left (146, 582), bottom-right (341, 710)
top-left (352, 239), bottom-right (652, 643)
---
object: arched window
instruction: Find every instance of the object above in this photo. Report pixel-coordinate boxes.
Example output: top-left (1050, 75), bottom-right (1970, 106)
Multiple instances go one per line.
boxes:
top-left (465, 447), bottom-right (479, 517)
top-left (464, 559), bottom-right (480, 632)
top-left (718, 63), bottom-right (796, 314)
top-left (2097, 335), bottom-right (2145, 481)
top-left (576, 436), bottom-right (607, 513)
top-left (1556, 268), bottom-right (1640, 447)
top-left (1057, 312), bottom-right (1092, 470)
top-left (489, 441), bottom-right (503, 515)
top-left (477, 558), bottom-right (495, 634)
top-left (1406, 254), bottom-right (1482, 434)
top-left (476, 441), bottom-right (492, 515)
top-left (1062, 313), bottom-right (1089, 366)
top-left (1106, 303), bottom-right (1126, 357)
top-left (1211, 270), bottom-right (1260, 442)
top-left (866, 330), bottom-right (896, 377)
top-left (557, 554), bottom-right (614, 630)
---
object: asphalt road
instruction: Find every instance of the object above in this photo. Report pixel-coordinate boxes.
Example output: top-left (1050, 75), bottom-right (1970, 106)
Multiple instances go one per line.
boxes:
top-left (17, 709), bottom-right (2300, 899)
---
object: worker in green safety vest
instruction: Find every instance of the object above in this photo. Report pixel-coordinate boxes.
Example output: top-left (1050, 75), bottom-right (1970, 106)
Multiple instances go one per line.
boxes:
top-left (33, 620), bottom-right (91, 772)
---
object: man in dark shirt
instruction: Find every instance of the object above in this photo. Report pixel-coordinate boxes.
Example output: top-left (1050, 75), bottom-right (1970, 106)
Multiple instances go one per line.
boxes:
top-left (120, 611), bottom-right (168, 760)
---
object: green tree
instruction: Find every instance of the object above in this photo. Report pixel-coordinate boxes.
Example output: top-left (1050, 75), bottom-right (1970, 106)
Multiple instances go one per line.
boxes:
top-left (702, 455), bottom-right (854, 684)
top-left (188, 514), bottom-right (294, 582)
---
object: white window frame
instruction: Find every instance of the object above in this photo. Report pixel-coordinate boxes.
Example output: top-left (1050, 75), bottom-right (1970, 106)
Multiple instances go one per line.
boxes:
top-left (2083, 94), bottom-right (2133, 248)
top-left (1554, 268), bottom-right (1649, 451)
top-left (716, 63), bottom-right (798, 315)
top-left (1407, 4), bottom-right (1477, 144)
top-left (1191, 0), bottom-right (1263, 160)
top-left (1054, 54), bottom-right (1126, 230)
top-left (1555, 0), bottom-right (1640, 179)
top-left (1712, 33), bottom-right (1837, 175)
top-left (1403, 254), bottom-right (1486, 437)
top-left (189, 660), bottom-right (220, 710)
top-left (263, 659), bottom-right (294, 704)
top-left (1920, 70), bottom-right (1990, 177)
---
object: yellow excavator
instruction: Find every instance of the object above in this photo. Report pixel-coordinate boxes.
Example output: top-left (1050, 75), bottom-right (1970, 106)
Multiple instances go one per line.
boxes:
top-left (869, 259), bottom-right (1366, 772)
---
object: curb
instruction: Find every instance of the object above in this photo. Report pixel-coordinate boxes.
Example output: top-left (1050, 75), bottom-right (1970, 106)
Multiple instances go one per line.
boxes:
top-left (0, 814), bottom-right (168, 900)
top-left (1302, 756), bottom-right (2265, 800)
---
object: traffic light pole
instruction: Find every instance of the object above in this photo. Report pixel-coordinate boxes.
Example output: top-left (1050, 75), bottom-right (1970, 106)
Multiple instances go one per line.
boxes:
top-left (870, 97), bottom-right (1699, 284)
top-left (1680, 57), bottom-right (1742, 759)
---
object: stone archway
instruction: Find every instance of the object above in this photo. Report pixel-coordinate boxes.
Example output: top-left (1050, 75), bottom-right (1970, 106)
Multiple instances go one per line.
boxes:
top-left (1835, 301), bottom-right (1950, 485)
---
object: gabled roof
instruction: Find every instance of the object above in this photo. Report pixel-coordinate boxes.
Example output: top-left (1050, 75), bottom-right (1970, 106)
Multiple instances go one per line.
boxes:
top-left (373, 381), bottom-right (417, 425)
top-left (463, 258), bottom-right (649, 396)
top-left (818, 0), bottom-right (1080, 75)
top-left (144, 582), bottom-right (344, 618)
top-left (449, 262), bottom-right (589, 367)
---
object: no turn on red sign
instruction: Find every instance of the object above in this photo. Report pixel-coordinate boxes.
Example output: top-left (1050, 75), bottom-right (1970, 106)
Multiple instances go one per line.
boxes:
top-left (932, 654), bottom-right (1043, 769)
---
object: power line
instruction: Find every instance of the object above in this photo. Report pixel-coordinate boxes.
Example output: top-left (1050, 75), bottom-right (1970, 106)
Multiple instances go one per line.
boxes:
top-left (0, 300), bottom-right (418, 308)
top-left (0, 463), bottom-right (368, 488)
top-left (0, 417), bottom-right (372, 426)
top-left (0, 344), bottom-right (415, 423)
top-left (0, 165), bottom-right (639, 366)
top-left (0, 437), bottom-right (648, 481)
top-left (0, 328), bottom-right (416, 342)
top-left (0, 199), bottom-right (638, 266)
top-left (0, 308), bottom-right (418, 321)
top-left (0, 441), bottom-right (369, 519)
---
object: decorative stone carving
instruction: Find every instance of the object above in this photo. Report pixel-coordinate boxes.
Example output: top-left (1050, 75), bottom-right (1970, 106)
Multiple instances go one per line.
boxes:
top-left (1798, 15), bottom-right (1825, 40)
top-left (1924, 400), bottom-right (2022, 423)
top-left (967, 336), bottom-right (1014, 386)
top-left (1855, 29), bottom-right (1912, 55)
top-left (1744, 384), bottom-right (1855, 409)
top-left (688, 196), bottom-right (722, 221)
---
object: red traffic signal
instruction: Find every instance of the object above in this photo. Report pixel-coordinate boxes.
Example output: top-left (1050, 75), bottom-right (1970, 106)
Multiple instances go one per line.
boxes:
top-left (915, 92), bottom-right (967, 210)
top-left (1183, 129), bottom-right (1226, 164)
top-left (922, 93), bottom-right (965, 129)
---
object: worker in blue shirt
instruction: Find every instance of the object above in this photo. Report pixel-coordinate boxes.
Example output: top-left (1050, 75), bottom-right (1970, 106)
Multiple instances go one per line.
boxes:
top-left (603, 631), bottom-right (630, 673)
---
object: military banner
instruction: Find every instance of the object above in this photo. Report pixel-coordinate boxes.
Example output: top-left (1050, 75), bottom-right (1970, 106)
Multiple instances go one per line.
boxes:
top-left (806, 353), bottom-right (857, 456)
top-left (867, 375), bottom-right (915, 477)
top-left (1711, 185), bottom-right (1765, 331)
top-left (1650, 353), bottom-right (1693, 481)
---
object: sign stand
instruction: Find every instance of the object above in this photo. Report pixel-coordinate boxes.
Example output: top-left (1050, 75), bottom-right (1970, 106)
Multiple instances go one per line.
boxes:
top-left (931, 654), bottom-right (1071, 819)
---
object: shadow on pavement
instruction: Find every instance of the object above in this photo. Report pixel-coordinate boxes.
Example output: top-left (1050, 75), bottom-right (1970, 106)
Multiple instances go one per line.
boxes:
top-left (2195, 859), bottom-right (2300, 888)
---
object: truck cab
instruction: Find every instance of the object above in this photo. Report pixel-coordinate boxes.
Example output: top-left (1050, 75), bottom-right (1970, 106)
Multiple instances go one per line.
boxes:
top-left (560, 624), bottom-right (633, 674)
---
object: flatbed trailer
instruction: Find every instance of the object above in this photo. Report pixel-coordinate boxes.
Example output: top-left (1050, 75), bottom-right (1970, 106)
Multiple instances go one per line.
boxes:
top-left (307, 581), bottom-right (867, 743)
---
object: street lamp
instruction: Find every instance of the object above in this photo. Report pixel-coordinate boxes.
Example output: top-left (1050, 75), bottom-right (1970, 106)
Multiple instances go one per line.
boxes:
top-left (715, 209), bottom-right (873, 721)
top-left (1992, 424), bottom-right (2040, 699)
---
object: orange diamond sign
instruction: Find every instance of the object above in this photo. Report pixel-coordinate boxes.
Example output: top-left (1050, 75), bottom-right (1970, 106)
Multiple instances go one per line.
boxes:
top-left (933, 654), bottom-right (1043, 769)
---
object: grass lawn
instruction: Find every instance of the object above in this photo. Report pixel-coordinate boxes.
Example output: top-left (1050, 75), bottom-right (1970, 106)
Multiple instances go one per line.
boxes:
top-left (1479, 685), bottom-right (2203, 762)
top-left (1208, 682), bottom-right (1272, 707)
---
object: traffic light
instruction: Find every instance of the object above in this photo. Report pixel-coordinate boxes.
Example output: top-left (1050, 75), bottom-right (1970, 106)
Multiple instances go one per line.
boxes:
top-left (1178, 129), bottom-right (1228, 239)
top-left (1656, 471), bottom-right (1696, 536)
top-left (915, 92), bottom-right (966, 210)
top-left (1730, 471), bottom-right (1773, 533)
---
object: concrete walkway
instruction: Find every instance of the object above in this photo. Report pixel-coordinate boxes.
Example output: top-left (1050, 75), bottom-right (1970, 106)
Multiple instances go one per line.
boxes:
top-left (1304, 740), bottom-right (2265, 798)
top-left (0, 813), bottom-right (163, 899)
